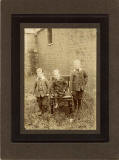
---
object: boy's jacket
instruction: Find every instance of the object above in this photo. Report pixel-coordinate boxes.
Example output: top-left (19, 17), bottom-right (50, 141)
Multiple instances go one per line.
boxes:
top-left (70, 69), bottom-right (88, 91)
top-left (50, 77), bottom-right (67, 97)
top-left (34, 77), bottom-right (49, 97)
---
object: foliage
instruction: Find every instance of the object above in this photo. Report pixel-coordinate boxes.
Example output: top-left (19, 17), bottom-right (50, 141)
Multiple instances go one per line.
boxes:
top-left (29, 49), bottom-right (39, 75)
top-left (24, 76), bottom-right (96, 130)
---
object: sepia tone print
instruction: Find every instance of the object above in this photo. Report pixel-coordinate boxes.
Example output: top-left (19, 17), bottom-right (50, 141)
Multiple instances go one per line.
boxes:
top-left (24, 28), bottom-right (96, 130)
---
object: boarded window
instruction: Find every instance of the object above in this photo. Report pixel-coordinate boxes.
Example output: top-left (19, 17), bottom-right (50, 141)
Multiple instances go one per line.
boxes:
top-left (47, 28), bottom-right (53, 45)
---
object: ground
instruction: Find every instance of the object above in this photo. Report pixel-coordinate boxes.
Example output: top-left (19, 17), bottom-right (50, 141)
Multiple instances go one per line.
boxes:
top-left (24, 76), bottom-right (96, 130)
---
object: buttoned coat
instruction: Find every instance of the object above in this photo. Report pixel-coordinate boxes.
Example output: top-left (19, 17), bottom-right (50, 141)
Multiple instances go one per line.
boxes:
top-left (34, 77), bottom-right (49, 97)
top-left (70, 69), bottom-right (88, 91)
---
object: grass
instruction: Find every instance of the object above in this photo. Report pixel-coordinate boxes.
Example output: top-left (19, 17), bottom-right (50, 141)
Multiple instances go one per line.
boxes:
top-left (24, 76), bottom-right (96, 130)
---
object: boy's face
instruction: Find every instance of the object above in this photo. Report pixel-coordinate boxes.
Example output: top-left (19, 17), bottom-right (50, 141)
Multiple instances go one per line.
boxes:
top-left (74, 61), bottom-right (81, 69)
top-left (74, 64), bottom-right (80, 69)
top-left (36, 68), bottom-right (42, 75)
top-left (37, 72), bottom-right (43, 78)
top-left (53, 70), bottom-right (60, 78)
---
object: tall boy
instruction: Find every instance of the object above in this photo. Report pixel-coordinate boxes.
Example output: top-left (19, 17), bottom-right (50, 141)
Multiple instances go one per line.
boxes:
top-left (70, 60), bottom-right (88, 111)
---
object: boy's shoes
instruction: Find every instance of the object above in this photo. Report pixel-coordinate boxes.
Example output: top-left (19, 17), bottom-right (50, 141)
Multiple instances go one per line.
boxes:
top-left (54, 103), bottom-right (58, 108)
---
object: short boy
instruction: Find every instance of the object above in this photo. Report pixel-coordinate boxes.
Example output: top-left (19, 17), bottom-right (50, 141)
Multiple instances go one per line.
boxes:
top-left (50, 69), bottom-right (67, 109)
top-left (33, 68), bottom-right (49, 114)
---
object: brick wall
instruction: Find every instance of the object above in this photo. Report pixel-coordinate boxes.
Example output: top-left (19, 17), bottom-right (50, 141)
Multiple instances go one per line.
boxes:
top-left (24, 33), bottom-right (36, 76)
top-left (37, 28), bottom-right (96, 93)
top-left (25, 28), bottom-right (96, 94)
top-left (37, 29), bottom-right (96, 74)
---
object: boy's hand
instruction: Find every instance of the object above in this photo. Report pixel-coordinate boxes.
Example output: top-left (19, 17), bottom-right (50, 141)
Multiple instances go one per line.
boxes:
top-left (50, 94), bottom-right (54, 98)
top-left (71, 91), bottom-right (74, 97)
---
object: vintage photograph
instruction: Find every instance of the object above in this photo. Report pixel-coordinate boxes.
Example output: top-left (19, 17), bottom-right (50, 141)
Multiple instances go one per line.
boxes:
top-left (24, 28), bottom-right (97, 130)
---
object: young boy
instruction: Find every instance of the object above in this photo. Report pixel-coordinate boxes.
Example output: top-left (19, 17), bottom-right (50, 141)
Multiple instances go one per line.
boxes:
top-left (50, 69), bottom-right (67, 109)
top-left (70, 60), bottom-right (88, 111)
top-left (33, 68), bottom-right (49, 114)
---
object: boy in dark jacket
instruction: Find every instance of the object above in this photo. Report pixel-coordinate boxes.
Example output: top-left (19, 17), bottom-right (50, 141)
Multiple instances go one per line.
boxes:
top-left (33, 68), bottom-right (49, 114)
top-left (50, 69), bottom-right (67, 108)
top-left (70, 60), bottom-right (88, 111)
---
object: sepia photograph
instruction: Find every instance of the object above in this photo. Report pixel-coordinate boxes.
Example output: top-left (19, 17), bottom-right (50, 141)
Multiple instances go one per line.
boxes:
top-left (24, 28), bottom-right (97, 130)
top-left (0, 0), bottom-right (112, 157)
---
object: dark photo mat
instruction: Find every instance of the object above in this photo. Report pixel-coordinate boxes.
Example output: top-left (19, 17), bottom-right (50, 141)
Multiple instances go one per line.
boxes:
top-left (11, 14), bottom-right (109, 142)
